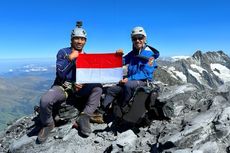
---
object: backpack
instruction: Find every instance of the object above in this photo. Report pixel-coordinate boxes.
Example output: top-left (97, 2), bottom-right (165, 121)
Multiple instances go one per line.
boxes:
top-left (34, 101), bottom-right (79, 125)
top-left (112, 83), bottom-right (172, 128)
top-left (53, 102), bottom-right (79, 124)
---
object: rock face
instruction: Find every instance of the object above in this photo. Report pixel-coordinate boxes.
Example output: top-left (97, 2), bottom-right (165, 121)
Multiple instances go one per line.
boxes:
top-left (0, 82), bottom-right (230, 153)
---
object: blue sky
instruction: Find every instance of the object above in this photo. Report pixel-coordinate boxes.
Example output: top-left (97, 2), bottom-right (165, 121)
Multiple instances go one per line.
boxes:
top-left (0, 0), bottom-right (230, 59)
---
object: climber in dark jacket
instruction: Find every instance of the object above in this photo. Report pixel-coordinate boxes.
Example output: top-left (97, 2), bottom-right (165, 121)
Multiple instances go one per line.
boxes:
top-left (37, 22), bottom-right (102, 143)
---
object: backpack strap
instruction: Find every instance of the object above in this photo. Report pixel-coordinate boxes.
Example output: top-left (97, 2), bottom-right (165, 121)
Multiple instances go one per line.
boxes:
top-left (144, 83), bottom-right (160, 118)
top-left (146, 45), bottom-right (160, 59)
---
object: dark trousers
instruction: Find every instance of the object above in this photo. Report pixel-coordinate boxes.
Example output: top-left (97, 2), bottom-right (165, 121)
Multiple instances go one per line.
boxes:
top-left (39, 84), bottom-right (102, 125)
top-left (103, 80), bottom-right (146, 108)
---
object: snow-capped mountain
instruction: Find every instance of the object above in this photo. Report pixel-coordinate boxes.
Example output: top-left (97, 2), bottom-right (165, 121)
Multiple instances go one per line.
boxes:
top-left (155, 50), bottom-right (230, 89)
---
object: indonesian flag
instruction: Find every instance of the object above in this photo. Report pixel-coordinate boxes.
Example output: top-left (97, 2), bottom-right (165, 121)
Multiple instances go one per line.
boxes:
top-left (76, 53), bottom-right (123, 83)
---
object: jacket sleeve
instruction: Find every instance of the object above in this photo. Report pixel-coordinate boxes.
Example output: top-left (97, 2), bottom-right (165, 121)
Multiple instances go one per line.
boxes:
top-left (56, 49), bottom-right (75, 80)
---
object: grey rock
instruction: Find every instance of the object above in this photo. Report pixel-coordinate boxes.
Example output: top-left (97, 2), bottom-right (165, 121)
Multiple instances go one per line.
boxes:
top-left (213, 107), bottom-right (230, 143)
top-left (196, 141), bottom-right (219, 153)
top-left (9, 135), bottom-right (36, 153)
top-left (112, 130), bottom-right (137, 152)
top-left (173, 149), bottom-right (193, 153)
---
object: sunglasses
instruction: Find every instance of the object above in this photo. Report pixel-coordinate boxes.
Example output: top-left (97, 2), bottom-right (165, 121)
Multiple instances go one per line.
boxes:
top-left (132, 35), bottom-right (144, 41)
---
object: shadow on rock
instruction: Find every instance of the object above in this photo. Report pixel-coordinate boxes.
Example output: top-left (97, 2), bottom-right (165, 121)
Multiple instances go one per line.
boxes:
top-left (150, 141), bottom-right (176, 153)
top-left (26, 116), bottom-right (42, 137)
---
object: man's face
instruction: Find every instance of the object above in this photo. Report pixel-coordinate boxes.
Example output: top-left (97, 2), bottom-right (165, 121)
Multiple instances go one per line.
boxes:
top-left (71, 37), bottom-right (86, 51)
top-left (132, 34), bottom-right (146, 51)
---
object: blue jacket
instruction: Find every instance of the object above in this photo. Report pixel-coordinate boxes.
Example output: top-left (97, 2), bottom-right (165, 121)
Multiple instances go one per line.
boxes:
top-left (124, 45), bottom-right (159, 81)
top-left (54, 47), bottom-right (76, 85)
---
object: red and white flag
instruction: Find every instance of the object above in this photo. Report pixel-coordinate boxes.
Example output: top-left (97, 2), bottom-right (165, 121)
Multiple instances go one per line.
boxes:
top-left (76, 53), bottom-right (123, 83)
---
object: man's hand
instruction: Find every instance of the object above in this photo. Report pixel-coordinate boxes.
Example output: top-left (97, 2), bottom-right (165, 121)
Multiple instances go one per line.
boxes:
top-left (75, 83), bottom-right (83, 91)
top-left (116, 49), bottom-right (124, 56)
top-left (119, 78), bottom-right (128, 84)
top-left (69, 51), bottom-right (79, 61)
top-left (148, 57), bottom-right (155, 66)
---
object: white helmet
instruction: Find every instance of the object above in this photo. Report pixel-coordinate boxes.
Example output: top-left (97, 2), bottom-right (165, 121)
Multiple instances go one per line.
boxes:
top-left (131, 26), bottom-right (147, 38)
top-left (71, 21), bottom-right (87, 39)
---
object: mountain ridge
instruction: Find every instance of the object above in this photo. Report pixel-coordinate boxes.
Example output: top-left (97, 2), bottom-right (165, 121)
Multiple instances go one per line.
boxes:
top-left (155, 50), bottom-right (230, 89)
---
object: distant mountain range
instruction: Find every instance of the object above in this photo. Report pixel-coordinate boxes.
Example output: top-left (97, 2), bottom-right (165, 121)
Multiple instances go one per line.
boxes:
top-left (155, 50), bottom-right (230, 89)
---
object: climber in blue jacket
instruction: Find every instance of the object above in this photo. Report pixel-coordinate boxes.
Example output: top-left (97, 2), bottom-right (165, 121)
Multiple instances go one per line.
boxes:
top-left (103, 26), bottom-right (159, 108)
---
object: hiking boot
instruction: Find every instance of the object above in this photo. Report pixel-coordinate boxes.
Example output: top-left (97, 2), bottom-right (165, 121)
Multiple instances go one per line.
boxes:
top-left (90, 111), bottom-right (104, 124)
top-left (77, 113), bottom-right (92, 137)
top-left (37, 122), bottom-right (55, 144)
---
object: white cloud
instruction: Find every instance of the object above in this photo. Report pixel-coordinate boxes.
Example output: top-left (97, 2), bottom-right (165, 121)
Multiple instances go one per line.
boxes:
top-left (22, 64), bottom-right (48, 72)
top-left (171, 56), bottom-right (190, 61)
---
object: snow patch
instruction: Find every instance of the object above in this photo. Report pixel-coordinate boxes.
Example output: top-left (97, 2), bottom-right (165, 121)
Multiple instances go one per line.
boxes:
top-left (188, 69), bottom-right (202, 84)
top-left (210, 63), bottom-right (230, 82)
top-left (167, 67), bottom-right (178, 79)
top-left (190, 64), bottom-right (207, 73)
top-left (167, 67), bottom-right (187, 82)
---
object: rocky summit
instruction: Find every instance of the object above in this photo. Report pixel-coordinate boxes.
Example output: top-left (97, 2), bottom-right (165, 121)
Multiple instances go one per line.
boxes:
top-left (0, 51), bottom-right (230, 153)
